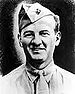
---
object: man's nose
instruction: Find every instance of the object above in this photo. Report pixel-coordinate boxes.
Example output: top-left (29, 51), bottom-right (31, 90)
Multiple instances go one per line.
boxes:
top-left (31, 34), bottom-right (42, 45)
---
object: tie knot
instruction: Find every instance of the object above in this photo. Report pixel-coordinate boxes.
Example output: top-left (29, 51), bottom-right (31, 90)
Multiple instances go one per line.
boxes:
top-left (38, 70), bottom-right (45, 77)
top-left (38, 70), bottom-right (43, 75)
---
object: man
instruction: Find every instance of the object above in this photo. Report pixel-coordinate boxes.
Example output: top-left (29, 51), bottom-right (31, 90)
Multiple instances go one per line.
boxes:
top-left (0, 1), bottom-right (75, 94)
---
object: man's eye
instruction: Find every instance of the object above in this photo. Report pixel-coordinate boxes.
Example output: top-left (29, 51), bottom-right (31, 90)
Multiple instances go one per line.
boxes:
top-left (23, 34), bottom-right (33, 37)
top-left (40, 30), bottom-right (50, 37)
top-left (23, 31), bottom-right (34, 38)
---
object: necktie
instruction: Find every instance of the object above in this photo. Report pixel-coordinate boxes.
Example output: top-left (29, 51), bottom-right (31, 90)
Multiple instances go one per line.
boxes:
top-left (34, 70), bottom-right (49, 94)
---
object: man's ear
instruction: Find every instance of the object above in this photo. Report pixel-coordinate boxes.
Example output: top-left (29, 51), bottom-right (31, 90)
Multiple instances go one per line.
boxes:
top-left (55, 31), bottom-right (61, 46)
top-left (18, 34), bottom-right (23, 47)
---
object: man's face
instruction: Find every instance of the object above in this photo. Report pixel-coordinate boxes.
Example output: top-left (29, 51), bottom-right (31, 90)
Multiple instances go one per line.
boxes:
top-left (19, 16), bottom-right (60, 67)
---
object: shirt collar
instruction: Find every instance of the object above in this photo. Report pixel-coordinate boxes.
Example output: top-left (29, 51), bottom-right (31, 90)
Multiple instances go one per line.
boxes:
top-left (25, 60), bottom-right (56, 83)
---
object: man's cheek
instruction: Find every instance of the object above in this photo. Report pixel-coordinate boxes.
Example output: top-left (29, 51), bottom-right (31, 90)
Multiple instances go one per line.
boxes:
top-left (21, 38), bottom-right (31, 44)
top-left (22, 39), bottom-right (30, 46)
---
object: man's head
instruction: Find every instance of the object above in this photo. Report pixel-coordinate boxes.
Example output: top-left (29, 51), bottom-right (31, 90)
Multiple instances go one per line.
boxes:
top-left (18, 2), bottom-right (61, 69)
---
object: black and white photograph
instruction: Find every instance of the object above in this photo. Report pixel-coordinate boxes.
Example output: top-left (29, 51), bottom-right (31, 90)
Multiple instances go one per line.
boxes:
top-left (0, 0), bottom-right (75, 94)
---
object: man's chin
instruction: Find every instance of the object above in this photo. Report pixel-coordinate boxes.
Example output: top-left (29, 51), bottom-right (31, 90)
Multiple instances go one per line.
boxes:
top-left (31, 54), bottom-right (42, 58)
top-left (31, 55), bottom-right (46, 62)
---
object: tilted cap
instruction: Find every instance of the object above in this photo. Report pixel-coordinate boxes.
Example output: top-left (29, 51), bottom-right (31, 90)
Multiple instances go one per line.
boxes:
top-left (18, 2), bottom-right (59, 31)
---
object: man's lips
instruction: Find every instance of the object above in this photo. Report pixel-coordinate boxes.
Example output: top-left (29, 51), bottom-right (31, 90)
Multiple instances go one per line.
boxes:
top-left (30, 48), bottom-right (46, 51)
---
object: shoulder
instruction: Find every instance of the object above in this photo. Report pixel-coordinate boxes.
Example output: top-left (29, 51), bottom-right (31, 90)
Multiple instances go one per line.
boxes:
top-left (2, 64), bottom-right (26, 80)
top-left (0, 64), bottom-right (27, 92)
top-left (55, 65), bottom-right (75, 93)
top-left (55, 64), bottom-right (75, 79)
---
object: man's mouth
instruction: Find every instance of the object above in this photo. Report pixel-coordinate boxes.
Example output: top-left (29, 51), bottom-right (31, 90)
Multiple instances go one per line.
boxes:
top-left (30, 48), bottom-right (46, 53)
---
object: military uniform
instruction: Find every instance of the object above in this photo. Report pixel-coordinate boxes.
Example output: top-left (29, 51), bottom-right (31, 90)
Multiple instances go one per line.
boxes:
top-left (1, 2), bottom-right (75, 94)
top-left (0, 61), bottom-right (75, 94)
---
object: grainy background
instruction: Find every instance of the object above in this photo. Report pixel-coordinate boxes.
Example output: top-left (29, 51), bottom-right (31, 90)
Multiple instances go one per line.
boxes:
top-left (0, 0), bottom-right (75, 75)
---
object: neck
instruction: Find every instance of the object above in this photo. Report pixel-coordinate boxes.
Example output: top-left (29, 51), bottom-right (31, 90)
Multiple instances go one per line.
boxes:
top-left (26, 58), bottom-right (54, 71)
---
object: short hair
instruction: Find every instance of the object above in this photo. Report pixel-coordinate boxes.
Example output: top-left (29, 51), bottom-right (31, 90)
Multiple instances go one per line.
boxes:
top-left (54, 15), bottom-right (60, 33)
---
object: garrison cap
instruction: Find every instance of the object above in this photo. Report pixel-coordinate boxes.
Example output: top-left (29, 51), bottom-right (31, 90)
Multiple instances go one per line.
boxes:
top-left (18, 2), bottom-right (60, 31)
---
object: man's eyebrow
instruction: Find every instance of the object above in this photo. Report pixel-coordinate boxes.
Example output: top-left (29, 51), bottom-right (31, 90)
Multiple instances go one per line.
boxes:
top-left (23, 30), bottom-right (34, 33)
top-left (39, 30), bottom-right (50, 32)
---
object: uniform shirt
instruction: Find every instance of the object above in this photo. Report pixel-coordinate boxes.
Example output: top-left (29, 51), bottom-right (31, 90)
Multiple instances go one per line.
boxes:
top-left (0, 61), bottom-right (75, 94)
